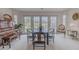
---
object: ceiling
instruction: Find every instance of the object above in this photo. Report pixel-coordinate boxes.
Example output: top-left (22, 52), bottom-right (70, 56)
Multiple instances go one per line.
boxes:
top-left (12, 8), bottom-right (69, 12)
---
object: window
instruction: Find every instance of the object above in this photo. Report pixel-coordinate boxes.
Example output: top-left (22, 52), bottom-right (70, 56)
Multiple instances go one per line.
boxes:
top-left (24, 16), bottom-right (31, 32)
top-left (33, 16), bottom-right (40, 32)
top-left (63, 15), bottom-right (66, 26)
top-left (13, 15), bottom-right (18, 25)
top-left (50, 16), bottom-right (57, 32)
top-left (23, 16), bottom-right (57, 33)
top-left (41, 16), bottom-right (48, 32)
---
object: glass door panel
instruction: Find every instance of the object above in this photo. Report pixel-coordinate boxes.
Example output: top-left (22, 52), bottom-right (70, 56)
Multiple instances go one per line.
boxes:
top-left (24, 16), bottom-right (32, 33)
top-left (41, 16), bottom-right (48, 32)
top-left (33, 16), bottom-right (40, 32)
top-left (50, 16), bottom-right (57, 33)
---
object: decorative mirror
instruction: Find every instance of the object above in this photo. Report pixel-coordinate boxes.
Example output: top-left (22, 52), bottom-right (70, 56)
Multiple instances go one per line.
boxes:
top-left (3, 14), bottom-right (12, 21)
top-left (72, 13), bottom-right (79, 20)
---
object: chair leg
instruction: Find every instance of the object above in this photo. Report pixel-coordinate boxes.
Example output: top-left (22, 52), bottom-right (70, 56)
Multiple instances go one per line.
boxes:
top-left (44, 43), bottom-right (46, 50)
top-left (19, 35), bottom-right (20, 40)
top-left (2, 40), bottom-right (4, 48)
top-left (33, 43), bottom-right (35, 50)
top-left (53, 36), bottom-right (54, 43)
top-left (8, 39), bottom-right (11, 48)
top-left (64, 32), bottom-right (66, 37)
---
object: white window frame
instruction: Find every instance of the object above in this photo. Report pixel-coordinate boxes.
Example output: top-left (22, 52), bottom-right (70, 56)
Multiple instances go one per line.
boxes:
top-left (13, 15), bottom-right (18, 25)
top-left (63, 15), bottom-right (66, 26)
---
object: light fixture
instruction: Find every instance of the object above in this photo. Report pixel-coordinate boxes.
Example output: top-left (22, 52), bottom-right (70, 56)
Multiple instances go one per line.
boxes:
top-left (40, 8), bottom-right (44, 10)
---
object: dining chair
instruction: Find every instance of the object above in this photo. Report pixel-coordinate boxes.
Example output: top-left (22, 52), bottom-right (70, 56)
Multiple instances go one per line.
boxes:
top-left (27, 29), bottom-right (33, 43)
top-left (32, 32), bottom-right (46, 50)
top-left (48, 29), bottom-right (55, 43)
top-left (57, 24), bottom-right (66, 37)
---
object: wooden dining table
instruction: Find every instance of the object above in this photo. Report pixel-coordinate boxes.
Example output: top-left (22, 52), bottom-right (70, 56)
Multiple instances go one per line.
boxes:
top-left (32, 31), bottom-right (49, 45)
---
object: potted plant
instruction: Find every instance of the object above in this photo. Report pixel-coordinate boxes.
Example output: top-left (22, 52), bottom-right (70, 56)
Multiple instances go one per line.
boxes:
top-left (14, 24), bottom-right (23, 33)
top-left (14, 24), bottom-right (23, 29)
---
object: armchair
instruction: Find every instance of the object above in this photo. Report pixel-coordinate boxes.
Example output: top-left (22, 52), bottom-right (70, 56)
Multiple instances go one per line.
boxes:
top-left (57, 24), bottom-right (66, 36)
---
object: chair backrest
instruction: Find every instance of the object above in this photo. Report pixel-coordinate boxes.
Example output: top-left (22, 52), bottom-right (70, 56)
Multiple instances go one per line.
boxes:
top-left (37, 32), bottom-right (41, 41)
top-left (33, 32), bottom-right (45, 41)
top-left (49, 29), bottom-right (55, 35)
top-left (58, 24), bottom-right (65, 30)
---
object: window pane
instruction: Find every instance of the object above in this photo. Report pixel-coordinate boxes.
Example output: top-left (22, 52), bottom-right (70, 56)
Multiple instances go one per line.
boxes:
top-left (33, 16), bottom-right (40, 32)
top-left (50, 16), bottom-right (57, 32)
top-left (63, 15), bottom-right (66, 26)
top-left (41, 16), bottom-right (48, 32)
top-left (24, 16), bottom-right (31, 32)
top-left (13, 15), bottom-right (17, 25)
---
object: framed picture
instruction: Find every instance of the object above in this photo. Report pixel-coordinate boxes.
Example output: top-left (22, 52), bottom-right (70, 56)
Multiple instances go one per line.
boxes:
top-left (72, 13), bottom-right (79, 20)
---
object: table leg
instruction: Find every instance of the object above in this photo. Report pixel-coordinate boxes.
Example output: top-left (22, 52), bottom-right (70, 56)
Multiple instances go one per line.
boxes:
top-left (8, 39), bottom-right (11, 48)
top-left (47, 33), bottom-right (49, 45)
top-left (53, 36), bottom-right (54, 43)
top-left (2, 39), bottom-right (4, 48)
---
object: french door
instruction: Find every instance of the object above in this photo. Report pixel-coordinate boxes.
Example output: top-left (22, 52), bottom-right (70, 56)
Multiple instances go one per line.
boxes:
top-left (50, 16), bottom-right (57, 33)
top-left (41, 16), bottom-right (48, 32)
top-left (24, 16), bottom-right (57, 33)
top-left (24, 16), bottom-right (32, 33)
top-left (33, 16), bottom-right (48, 32)
top-left (33, 16), bottom-right (40, 32)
